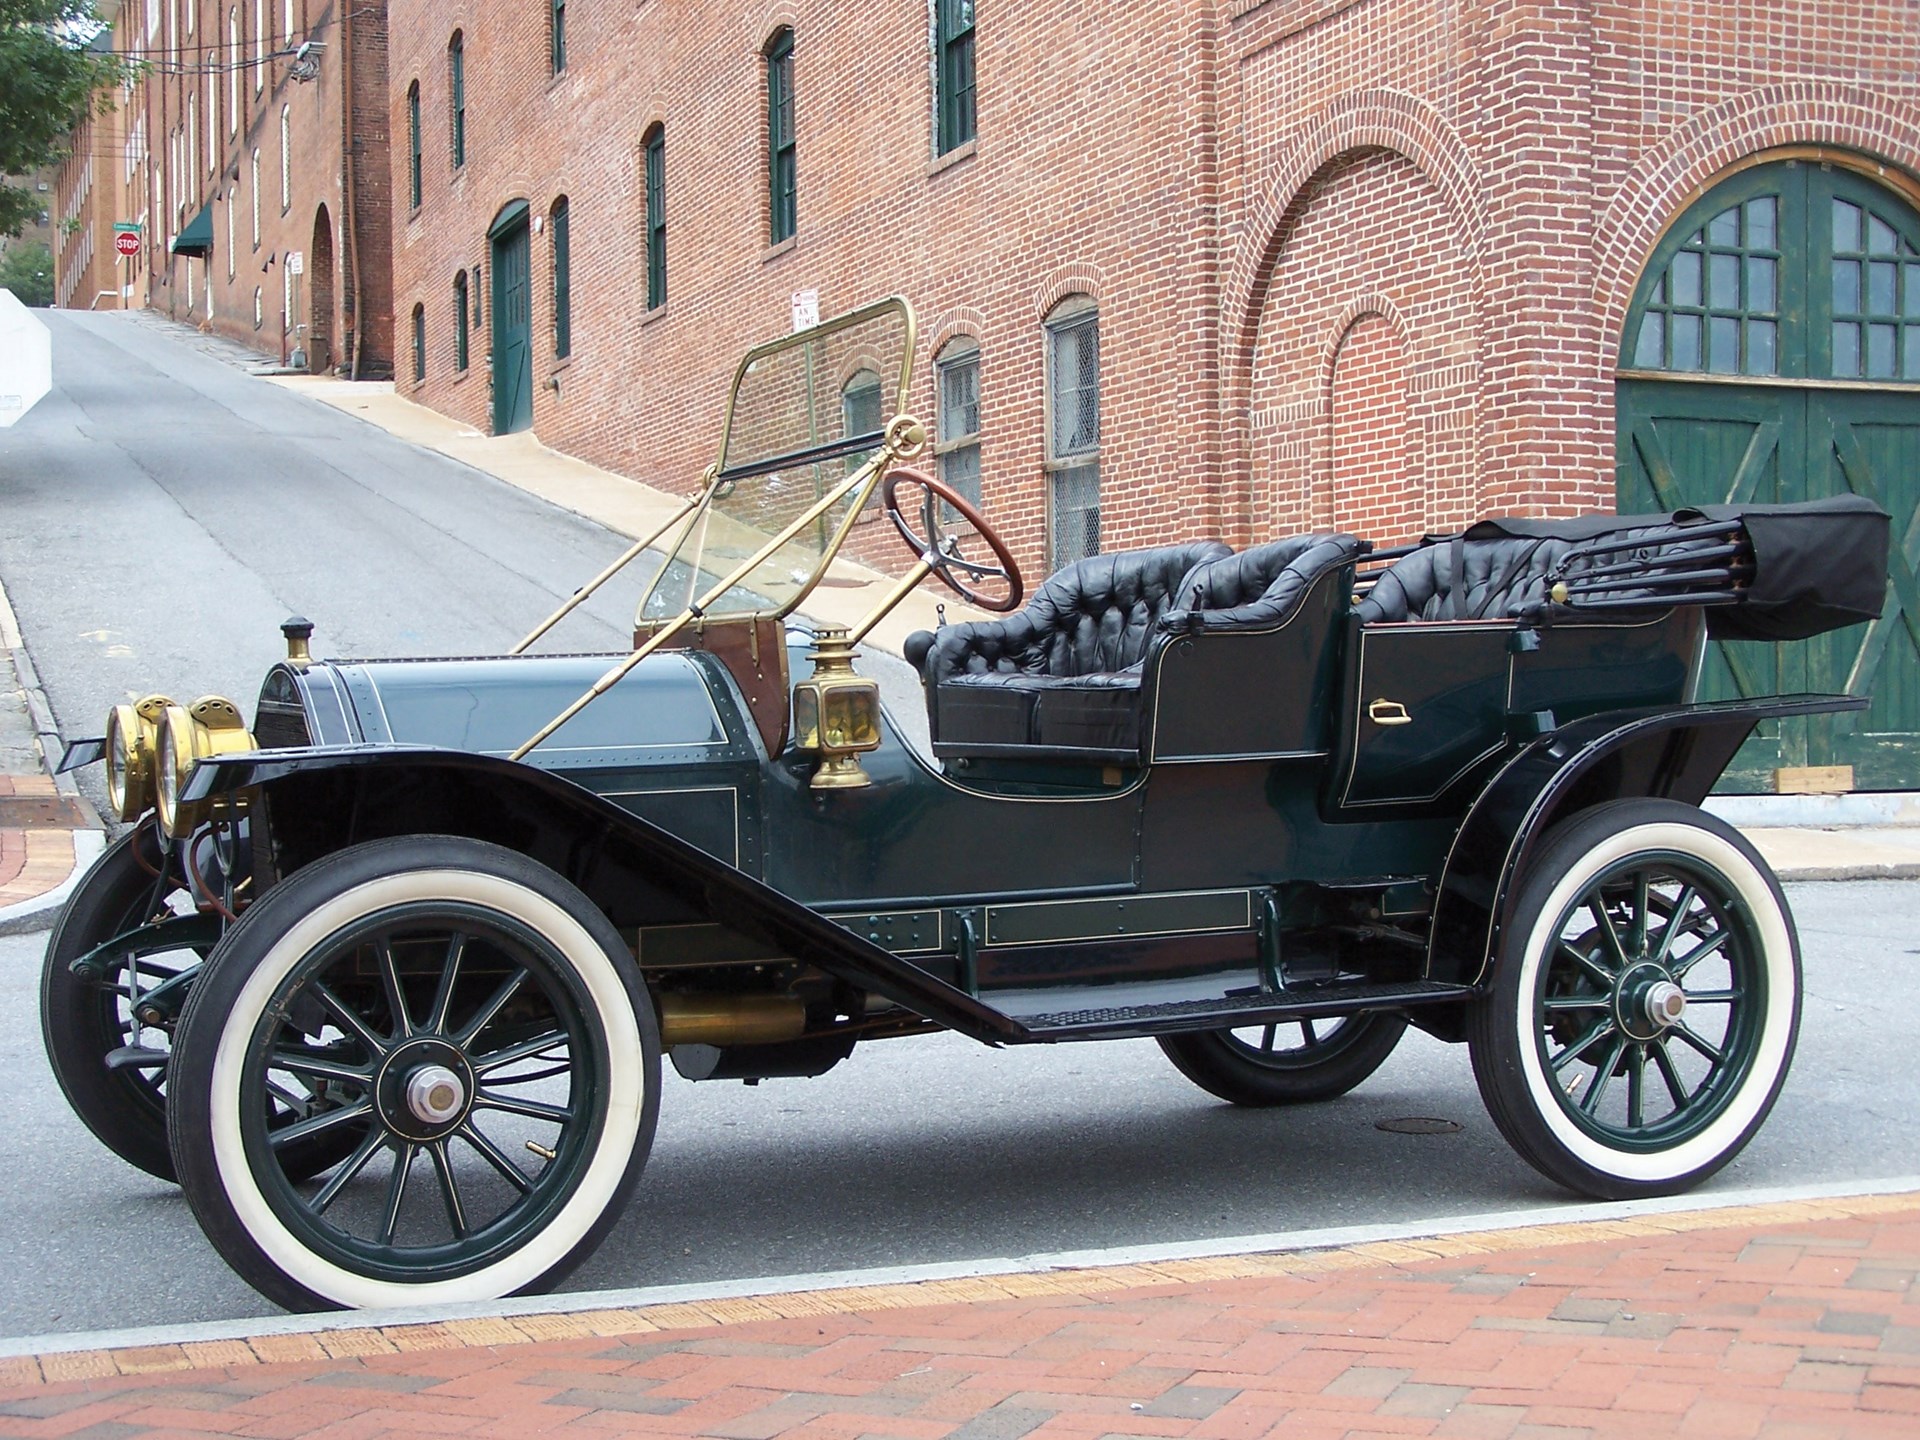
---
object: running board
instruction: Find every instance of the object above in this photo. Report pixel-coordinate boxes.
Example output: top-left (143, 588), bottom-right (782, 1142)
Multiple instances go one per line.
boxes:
top-left (1009, 981), bottom-right (1474, 1042)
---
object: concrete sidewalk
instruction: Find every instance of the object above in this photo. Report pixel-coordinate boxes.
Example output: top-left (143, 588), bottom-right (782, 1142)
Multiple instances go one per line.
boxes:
top-left (1, 1190), bottom-right (1915, 1438)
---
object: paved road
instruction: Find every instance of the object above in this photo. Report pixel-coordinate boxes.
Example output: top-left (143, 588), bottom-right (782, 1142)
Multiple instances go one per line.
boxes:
top-left (0, 314), bottom-right (1914, 1337)
top-left (0, 879), bottom-right (1915, 1336)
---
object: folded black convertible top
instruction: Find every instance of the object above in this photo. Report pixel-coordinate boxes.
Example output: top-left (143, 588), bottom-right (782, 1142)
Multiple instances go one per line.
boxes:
top-left (1462, 495), bottom-right (1890, 641)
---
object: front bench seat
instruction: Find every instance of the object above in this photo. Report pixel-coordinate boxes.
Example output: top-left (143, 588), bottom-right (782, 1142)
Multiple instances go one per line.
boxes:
top-left (907, 540), bottom-right (1232, 760)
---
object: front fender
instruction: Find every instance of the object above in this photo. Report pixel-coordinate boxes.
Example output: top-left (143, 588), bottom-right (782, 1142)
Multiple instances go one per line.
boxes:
top-left (1426, 693), bottom-right (1866, 990)
top-left (185, 746), bottom-right (1027, 1043)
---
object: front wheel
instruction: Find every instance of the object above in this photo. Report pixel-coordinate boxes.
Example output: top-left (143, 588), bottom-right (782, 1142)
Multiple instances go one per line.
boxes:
top-left (1158, 1011), bottom-right (1408, 1105)
top-left (168, 836), bottom-right (659, 1311)
top-left (1468, 798), bottom-right (1800, 1200)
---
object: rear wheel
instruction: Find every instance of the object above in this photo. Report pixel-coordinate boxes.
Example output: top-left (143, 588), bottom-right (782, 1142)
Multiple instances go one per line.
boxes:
top-left (1468, 799), bottom-right (1800, 1199)
top-left (1158, 1012), bottom-right (1408, 1105)
top-left (168, 835), bottom-right (658, 1311)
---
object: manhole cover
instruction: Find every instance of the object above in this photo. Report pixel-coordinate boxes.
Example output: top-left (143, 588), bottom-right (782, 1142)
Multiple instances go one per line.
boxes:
top-left (1375, 1116), bottom-right (1462, 1135)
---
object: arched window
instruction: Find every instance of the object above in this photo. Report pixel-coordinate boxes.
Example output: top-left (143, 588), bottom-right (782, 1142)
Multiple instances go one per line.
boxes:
top-left (764, 29), bottom-right (795, 244)
top-left (551, 0), bottom-right (567, 75)
top-left (406, 82), bottom-right (421, 209)
top-left (1044, 296), bottom-right (1100, 567)
top-left (279, 105), bottom-right (290, 212)
top-left (643, 125), bottom-right (665, 310)
top-left (448, 32), bottom-right (466, 169)
top-left (253, 285), bottom-right (263, 330)
top-left (250, 148), bottom-right (261, 246)
top-left (935, 337), bottom-right (982, 509)
top-left (412, 302), bottom-right (426, 382)
top-left (228, 10), bottom-right (240, 135)
top-left (254, 0), bottom-right (265, 93)
top-left (454, 270), bottom-right (470, 371)
top-left (841, 367), bottom-right (883, 473)
top-left (225, 186), bottom-right (236, 279)
top-left (551, 196), bottom-right (571, 357)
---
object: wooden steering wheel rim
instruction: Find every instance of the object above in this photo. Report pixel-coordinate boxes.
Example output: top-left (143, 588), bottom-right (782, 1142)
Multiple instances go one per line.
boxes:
top-left (880, 466), bottom-right (1025, 613)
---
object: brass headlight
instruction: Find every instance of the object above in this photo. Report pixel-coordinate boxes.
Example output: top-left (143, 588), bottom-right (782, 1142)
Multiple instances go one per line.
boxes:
top-left (154, 696), bottom-right (257, 838)
top-left (104, 694), bottom-right (173, 822)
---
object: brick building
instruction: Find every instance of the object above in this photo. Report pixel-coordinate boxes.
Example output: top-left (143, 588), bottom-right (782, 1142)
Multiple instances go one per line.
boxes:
top-left (97, 0), bottom-right (392, 375)
top-left (399, 4), bottom-right (1913, 784)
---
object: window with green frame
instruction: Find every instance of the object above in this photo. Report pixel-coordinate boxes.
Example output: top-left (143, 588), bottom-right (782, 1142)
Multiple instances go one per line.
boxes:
top-left (935, 0), bottom-right (975, 155)
top-left (551, 0), bottom-right (566, 75)
top-left (551, 195), bottom-right (571, 358)
top-left (935, 337), bottom-right (982, 510)
top-left (448, 31), bottom-right (466, 168)
top-left (1830, 196), bottom-right (1920, 380)
top-left (765, 29), bottom-right (795, 244)
top-left (1629, 193), bottom-right (1781, 376)
top-left (644, 127), bottom-right (666, 310)
top-left (406, 81), bottom-right (421, 209)
top-left (411, 303), bottom-right (426, 382)
top-left (454, 271), bottom-right (469, 371)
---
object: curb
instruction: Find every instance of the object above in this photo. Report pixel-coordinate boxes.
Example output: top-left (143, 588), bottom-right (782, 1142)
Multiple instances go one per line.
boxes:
top-left (0, 829), bottom-right (105, 937)
top-left (3, 1173), bottom-right (1916, 1379)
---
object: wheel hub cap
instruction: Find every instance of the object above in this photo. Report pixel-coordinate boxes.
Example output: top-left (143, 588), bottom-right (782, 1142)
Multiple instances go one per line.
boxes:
top-left (1643, 980), bottom-right (1686, 1029)
top-left (1614, 961), bottom-right (1684, 1042)
top-left (375, 1038), bottom-right (474, 1141)
top-left (406, 1064), bottom-right (466, 1125)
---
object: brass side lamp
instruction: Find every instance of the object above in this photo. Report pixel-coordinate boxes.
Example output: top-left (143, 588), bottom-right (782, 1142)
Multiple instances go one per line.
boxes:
top-left (790, 629), bottom-right (883, 790)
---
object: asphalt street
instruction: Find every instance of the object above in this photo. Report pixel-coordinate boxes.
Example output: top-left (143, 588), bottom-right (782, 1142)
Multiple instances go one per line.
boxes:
top-left (0, 879), bottom-right (1915, 1336)
top-left (0, 312), bottom-right (1915, 1338)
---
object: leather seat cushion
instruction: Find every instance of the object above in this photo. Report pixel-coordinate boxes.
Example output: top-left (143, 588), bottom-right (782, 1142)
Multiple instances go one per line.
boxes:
top-left (1161, 533), bottom-right (1366, 632)
top-left (1356, 536), bottom-right (1574, 624)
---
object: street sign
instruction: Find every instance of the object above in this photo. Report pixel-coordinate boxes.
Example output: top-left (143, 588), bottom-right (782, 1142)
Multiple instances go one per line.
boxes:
top-left (0, 291), bottom-right (52, 429)
top-left (790, 289), bottom-right (819, 331)
top-left (115, 231), bottom-right (140, 257)
top-left (112, 221), bottom-right (140, 236)
top-left (287, 250), bottom-right (304, 275)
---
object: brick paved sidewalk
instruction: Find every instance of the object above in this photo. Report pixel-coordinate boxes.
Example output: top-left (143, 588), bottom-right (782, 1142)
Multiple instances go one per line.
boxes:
top-left (2, 1194), bottom-right (1915, 1440)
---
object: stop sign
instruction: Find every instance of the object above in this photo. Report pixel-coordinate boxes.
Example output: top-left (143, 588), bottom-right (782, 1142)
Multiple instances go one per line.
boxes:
top-left (115, 231), bottom-right (140, 257)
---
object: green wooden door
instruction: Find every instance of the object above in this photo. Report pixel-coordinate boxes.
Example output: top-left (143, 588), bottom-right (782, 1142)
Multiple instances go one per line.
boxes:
top-left (490, 209), bottom-right (533, 435)
top-left (1617, 161), bottom-right (1920, 790)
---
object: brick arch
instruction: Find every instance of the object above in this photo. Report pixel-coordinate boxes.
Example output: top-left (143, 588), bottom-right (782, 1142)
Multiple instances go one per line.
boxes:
top-left (1224, 90), bottom-right (1490, 531)
top-left (742, 6), bottom-right (800, 53)
top-left (927, 305), bottom-right (988, 362)
top-left (1596, 84), bottom-right (1920, 374)
top-left (1032, 265), bottom-right (1106, 322)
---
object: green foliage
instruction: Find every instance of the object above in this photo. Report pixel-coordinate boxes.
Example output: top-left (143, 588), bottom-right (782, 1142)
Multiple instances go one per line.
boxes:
top-left (0, 239), bottom-right (54, 306)
top-left (1, 1), bottom-right (128, 238)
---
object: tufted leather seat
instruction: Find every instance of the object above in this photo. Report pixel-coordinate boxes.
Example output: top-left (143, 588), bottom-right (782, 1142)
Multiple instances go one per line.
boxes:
top-left (1353, 535), bottom-right (1575, 625)
top-left (1161, 534), bottom-right (1369, 633)
top-left (910, 540), bottom-right (1232, 758)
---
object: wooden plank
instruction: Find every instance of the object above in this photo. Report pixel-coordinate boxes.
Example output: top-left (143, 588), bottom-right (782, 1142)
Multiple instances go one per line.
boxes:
top-left (1773, 765), bottom-right (1853, 795)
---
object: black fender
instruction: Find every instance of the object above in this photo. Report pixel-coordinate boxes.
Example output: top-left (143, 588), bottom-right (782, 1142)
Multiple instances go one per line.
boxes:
top-left (184, 746), bottom-right (1029, 1043)
top-left (1426, 693), bottom-right (1866, 992)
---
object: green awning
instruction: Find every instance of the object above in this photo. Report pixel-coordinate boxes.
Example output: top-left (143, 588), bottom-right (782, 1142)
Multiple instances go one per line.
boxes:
top-left (171, 203), bottom-right (214, 257)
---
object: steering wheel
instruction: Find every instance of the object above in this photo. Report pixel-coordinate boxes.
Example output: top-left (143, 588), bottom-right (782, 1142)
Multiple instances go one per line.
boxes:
top-left (881, 467), bottom-right (1025, 613)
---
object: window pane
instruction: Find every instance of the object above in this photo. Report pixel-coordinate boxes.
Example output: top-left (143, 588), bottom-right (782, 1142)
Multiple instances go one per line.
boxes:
top-left (1869, 260), bottom-right (1897, 315)
top-left (1745, 196), bottom-right (1776, 249)
top-left (938, 351), bottom-right (979, 442)
top-left (552, 200), bottom-right (571, 358)
top-left (1905, 325), bottom-right (1920, 381)
top-left (1746, 319), bottom-right (1776, 376)
top-left (1868, 322), bottom-right (1896, 379)
top-left (1868, 214), bottom-right (1897, 256)
top-left (1671, 249), bottom-right (1701, 307)
top-left (1709, 252), bottom-right (1739, 308)
top-left (1907, 265), bottom-right (1920, 318)
top-left (1833, 258), bottom-right (1861, 313)
top-left (1671, 312), bottom-right (1702, 370)
top-left (939, 442), bottom-right (981, 512)
top-left (1833, 199), bottom-right (1862, 252)
top-left (1049, 464), bottom-right (1100, 569)
top-left (1833, 321), bottom-right (1861, 377)
top-left (1048, 317), bottom-right (1099, 457)
top-left (1633, 312), bottom-right (1664, 367)
top-left (1745, 255), bottom-right (1775, 313)
top-left (1707, 206), bottom-right (1739, 247)
top-left (1708, 316), bottom-right (1739, 374)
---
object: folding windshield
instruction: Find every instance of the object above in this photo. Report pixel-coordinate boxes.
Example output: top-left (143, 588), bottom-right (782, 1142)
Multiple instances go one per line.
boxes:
top-left (638, 298), bottom-right (916, 624)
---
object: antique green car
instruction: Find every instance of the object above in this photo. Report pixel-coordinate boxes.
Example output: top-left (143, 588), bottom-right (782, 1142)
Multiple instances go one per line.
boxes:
top-left (43, 299), bottom-right (1890, 1312)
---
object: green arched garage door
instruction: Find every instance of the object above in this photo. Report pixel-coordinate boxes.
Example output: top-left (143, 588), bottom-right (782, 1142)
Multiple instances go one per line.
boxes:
top-left (1618, 160), bottom-right (1920, 791)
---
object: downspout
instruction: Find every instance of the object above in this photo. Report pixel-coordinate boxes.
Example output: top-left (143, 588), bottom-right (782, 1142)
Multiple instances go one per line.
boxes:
top-left (341, 1), bottom-right (363, 379)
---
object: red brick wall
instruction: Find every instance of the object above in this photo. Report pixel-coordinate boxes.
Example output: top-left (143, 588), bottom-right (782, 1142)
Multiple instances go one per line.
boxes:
top-left (115, 0), bottom-right (391, 375)
top-left (386, 0), bottom-right (1920, 576)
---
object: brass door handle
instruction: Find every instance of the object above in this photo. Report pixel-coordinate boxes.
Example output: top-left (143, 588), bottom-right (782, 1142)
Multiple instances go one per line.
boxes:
top-left (1368, 698), bottom-right (1413, 727)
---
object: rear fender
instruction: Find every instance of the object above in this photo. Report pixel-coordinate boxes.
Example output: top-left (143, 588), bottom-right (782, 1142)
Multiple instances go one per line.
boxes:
top-left (185, 747), bottom-right (1027, 1043)
top-left (1427, 694), bottom-right (1866, 992)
